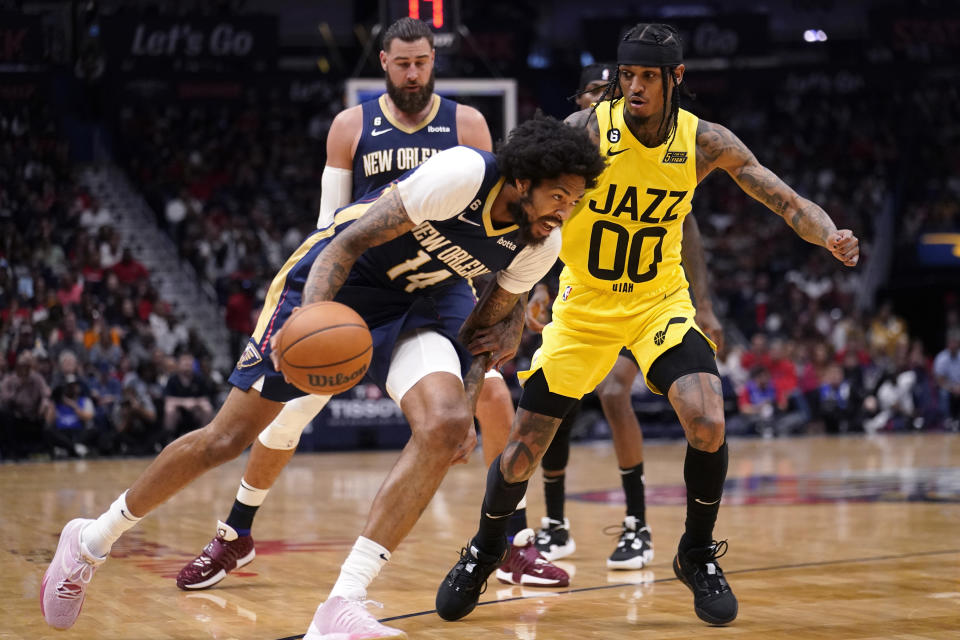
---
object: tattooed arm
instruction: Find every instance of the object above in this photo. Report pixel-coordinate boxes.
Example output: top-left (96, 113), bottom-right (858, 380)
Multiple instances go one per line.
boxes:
top-left (302, 188), bottom-right (415, 304)
top-left (458, 282), bottom-right (522, 413)
top-left (564, 108), bottom-right (601, 147)
top-left (695, 119), bottom-right (859, 267)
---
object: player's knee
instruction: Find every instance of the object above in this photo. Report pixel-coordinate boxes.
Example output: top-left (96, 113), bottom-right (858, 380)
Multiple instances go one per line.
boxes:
top-left (686, 412), bottom-right (725, 452)
top-left (478, 378), bottom-right (511, 409)
top-left (417, 404), bottom-right (472, 453)
top-left (597, 377), bottom-right (630, 407)
top-left (198, 421), bottom-right (255, 464)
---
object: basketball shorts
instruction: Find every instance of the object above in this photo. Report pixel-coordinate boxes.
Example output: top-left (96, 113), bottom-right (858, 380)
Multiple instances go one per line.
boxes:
top-left (518, 279), bottom-right (716, 399)
top-left (228, 229), bottom-right (476, 403)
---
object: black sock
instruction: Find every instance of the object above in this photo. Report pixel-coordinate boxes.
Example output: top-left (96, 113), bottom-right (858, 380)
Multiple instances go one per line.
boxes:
top-left (543, 473), bottom-right (566, 521)
top-left (225, 500), bottom-right (260, 536)
top-left (506, 508), bottom-right (527, 541)
top-left (680, 442), bottom-right (728, 552)
top-left (620, 462), bottom-right (646, 525)
top-left (475, 454), bottom-right (528, 555)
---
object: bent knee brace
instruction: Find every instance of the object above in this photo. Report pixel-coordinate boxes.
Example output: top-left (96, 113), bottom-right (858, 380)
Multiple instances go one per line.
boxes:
top-left (258, 394), bottom-right (331, 450)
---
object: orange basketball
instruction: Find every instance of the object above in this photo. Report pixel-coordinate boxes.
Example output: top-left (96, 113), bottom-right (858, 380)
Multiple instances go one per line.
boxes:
top-left (274, 301), bottom-right (373, 395)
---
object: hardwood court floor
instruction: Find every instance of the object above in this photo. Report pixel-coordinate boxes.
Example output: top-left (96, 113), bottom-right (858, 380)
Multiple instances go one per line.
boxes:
top-left (3, 433), bottom-right (959, 639)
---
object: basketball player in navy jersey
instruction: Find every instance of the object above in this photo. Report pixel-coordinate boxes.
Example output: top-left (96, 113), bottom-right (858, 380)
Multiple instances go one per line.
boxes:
top-left (531, 62), bottom-right (725, 571)
top-left (40, 115), bottom-right (605, 637)
top-left (175, 17), bottom-right (563, 592)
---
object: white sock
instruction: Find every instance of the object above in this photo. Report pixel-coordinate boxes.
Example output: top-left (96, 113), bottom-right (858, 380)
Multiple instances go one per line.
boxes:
top-left (81, 491), bottom-right (141, 559)
top-left (237, 478), bottom-right (269, 506)
top-left (328, 536), bottom-right (390, 601)
top-left (517, 495), bottom-right (527, 510)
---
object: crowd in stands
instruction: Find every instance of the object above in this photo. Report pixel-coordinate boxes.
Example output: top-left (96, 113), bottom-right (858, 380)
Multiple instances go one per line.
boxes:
top-left (0, 102), bottom-right (219, 461)
top-left (4, 60), bottom-right (959, 463)
top-left (108, 64), bottom-right (960, 443)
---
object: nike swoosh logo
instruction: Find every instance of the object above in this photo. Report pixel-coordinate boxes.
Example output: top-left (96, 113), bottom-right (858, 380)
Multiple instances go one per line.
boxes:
top-left (607, 148), bottom-right (629, 156)
top-left (457, 212), bottom-right (481, 226)
top-left (371, 128), bottom-right (393, 137)
top-left (694, 497), bottom-right (721, 505)
top-left (379, 553), bottom-right (389, 561)
top-left (199, 567), bottom-right (215, 577)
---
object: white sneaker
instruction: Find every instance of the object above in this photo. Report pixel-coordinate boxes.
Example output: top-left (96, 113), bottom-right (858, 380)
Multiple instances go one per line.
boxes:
top-left (533, 517), bottom-right (576, 561)
top-left (40, 518), bottom-right (105, 629)
top-left (303, 596), bottom-right (407, 639)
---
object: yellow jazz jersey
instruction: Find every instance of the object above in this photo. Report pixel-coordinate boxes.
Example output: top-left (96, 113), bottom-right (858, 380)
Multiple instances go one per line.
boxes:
top-left (560, 104), bottom-right (699, 303)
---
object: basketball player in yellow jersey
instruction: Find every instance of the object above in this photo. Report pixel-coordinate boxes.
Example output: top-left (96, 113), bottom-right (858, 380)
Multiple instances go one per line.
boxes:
top-left (437, 22), bottom-right (859, 627)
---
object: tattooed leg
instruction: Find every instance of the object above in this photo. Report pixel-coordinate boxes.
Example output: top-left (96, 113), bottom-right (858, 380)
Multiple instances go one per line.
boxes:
top-left (474, 409), bottom-right (562, 553)
top-left (500, 409), bottom-right (564, 483)
top-left (668, 372), bottom-right (729, 550)
top-left (668, 372), bottom-right (725, 451)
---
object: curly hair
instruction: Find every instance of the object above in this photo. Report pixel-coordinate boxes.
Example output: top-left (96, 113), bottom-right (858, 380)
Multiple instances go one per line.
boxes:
top-left (496, 113), bottom-right (607, 190)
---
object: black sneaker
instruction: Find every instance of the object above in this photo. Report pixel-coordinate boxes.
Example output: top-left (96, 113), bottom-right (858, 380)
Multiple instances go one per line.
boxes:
top-left (436, 543), bottom-right (507, 621)
top-left (673, 540), bottom-right (738, 625)
top-left (534, 517), bottom-right (576, 561)
top-left (606, 516), bottom-right (653, 569)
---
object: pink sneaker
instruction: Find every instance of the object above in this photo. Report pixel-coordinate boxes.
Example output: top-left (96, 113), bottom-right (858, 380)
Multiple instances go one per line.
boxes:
top-left (176, 521), bottom-right (255, 590)
top-left (495, 528), bottom-right (570, 587)
top-left (303, 596), bottom-right (407, 640)
top-left (40, 518), bottom-right (105, 629)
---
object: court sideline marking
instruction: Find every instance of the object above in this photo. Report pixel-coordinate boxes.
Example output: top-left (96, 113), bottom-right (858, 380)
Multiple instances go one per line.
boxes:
top-left (273, 547), bottom-right (960, 639)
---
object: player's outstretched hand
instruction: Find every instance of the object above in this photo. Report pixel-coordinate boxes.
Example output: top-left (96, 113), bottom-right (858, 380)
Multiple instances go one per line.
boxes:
top-left (829, 229), bottom-right (859, 267)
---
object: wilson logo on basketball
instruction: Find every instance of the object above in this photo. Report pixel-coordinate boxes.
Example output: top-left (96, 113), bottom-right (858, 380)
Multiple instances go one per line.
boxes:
top-left (307, 363), bottom-right (368, 388)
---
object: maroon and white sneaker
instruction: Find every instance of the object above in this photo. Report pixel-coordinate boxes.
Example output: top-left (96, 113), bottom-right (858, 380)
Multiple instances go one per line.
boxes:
top-left (495, 528), bottom-right (570, 587)
top-left (41, 518), bottom-right (105, 629)
top-left (303, 596), bottom-right (407, 639)
top-left (176, 521), bottom-right (255, 590)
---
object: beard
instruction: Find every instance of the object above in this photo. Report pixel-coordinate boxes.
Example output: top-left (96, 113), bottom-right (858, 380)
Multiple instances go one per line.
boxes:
top-left (507, 195), bottom-right (554, 246)
top-left (385, 70), bottom-right (435, 115)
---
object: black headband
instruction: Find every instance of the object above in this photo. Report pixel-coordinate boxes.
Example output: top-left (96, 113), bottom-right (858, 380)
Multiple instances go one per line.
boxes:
top-left (617, 40), bottom-right (682, 66)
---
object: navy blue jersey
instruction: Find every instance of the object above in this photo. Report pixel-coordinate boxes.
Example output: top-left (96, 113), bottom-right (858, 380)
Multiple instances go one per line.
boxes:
top-left (352, 94), bottom-right (460, 199)
top-left (343, 150), bottom-right (529, 294)
top-left (230, 146), bottom-right (559, 402)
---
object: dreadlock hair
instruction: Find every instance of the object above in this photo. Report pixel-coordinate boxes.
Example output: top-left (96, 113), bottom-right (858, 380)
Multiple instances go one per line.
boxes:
top-left (581, 23), bottom-right (694, 150)
top-left (382, 17), bottom-right (434, 51)
top-left (497, 112), bottom-right (607, 190)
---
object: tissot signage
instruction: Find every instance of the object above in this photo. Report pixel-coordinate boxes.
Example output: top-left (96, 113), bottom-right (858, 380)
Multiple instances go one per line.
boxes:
top-left (102, 15), bottom-right (277, 72)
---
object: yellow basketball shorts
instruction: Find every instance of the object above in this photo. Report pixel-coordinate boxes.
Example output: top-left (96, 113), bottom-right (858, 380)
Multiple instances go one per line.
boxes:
top-left (518, 283), bottom-right (716, 398)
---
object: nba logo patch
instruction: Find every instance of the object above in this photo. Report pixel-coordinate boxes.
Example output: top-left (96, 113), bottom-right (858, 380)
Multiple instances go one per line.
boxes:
top-left (237, 341), bottom-right (262, 369)
top-left (561, 285), bottom-right (572, 301)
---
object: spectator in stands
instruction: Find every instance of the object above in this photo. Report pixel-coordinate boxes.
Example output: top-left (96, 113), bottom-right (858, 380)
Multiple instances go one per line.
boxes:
top-left (869, 301), bottom-right (909, 361)
top-left (109, 376), bottom-right (159, 456)
top-left (56, 272), bottom-right (83, 308)
top-left (0, 350), bottom-right (53, 459)
top-left (78, 196), bottom-right (112, 232)
top-left (112, 248), bottom-right (149, 285)
top-left (44, 374), bottom-right (96, 458)
top-left (99, 226), bottom-right (123, 270)
top-left (48, 311), bottom-right (87, 363)
top-left (934, 328), bottom-right (960, 430)
top-left (87, 323), bottom-right (123, 373)
top-left (162, 352), bottom-right (214, 441)
top-left (738, 366), bottom-right (778, 437)
top-left (812, 362), bottom-right (853, 434)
